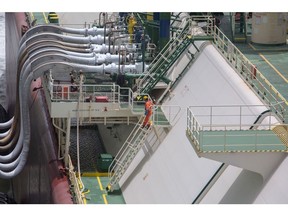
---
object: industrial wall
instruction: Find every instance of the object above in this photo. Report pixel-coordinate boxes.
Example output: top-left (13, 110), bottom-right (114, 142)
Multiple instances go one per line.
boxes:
top-left (121, 41), bottom-right (285, 203)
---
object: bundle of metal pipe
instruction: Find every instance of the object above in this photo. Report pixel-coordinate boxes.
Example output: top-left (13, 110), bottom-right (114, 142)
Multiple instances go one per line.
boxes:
top-left (0, 18), bottom-right (149, 178)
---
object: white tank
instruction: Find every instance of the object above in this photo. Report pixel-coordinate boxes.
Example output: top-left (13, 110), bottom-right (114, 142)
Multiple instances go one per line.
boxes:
top-left (251, 12), bottom-right (287, 45)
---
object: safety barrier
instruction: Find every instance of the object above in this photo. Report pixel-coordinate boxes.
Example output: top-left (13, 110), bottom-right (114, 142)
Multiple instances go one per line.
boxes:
top-left (187, 105), bottom-right (288, 153)
top-left (212, 26), bottom-right (288, 123)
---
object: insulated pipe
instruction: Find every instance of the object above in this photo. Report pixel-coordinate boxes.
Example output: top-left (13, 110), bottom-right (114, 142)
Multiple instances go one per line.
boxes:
top-left (18, 40), bottom-right (92, 67)
top-left (29, 53), bottom-right (147, 74)
top-left (0, 37), bottom-right (146, 166)
top-left (30, 47), bottom-right (96, 59)
top-left (0, 117), bottom-right (14, 130)
top-left (0, 49), bottom-right (146, 164)
top-left (19, 32), bottom-right (110, 54)
top-left (0, 130), bottom-right (10, 139)
top-left (0, 63), bottom-right (34, 177)
top-left (19, 34), bottom-right (93, 57)
top-left (0, 55), bottom-right (150, 177)
top-left (112, 35), bottom-right (130, 54)
top-left (0, 61), bottom-right (97, 177)
top-left (0, 58), bottom-right (30, 159)
top-left (0, 58), bottom-right (55, 171)
top-left (23, 49), bottom-right (148, 77)
top-left (19, 25), bottom-right (111, 46)
top-left (5, 43), bottom-right (88, 152)
top-left (26, 49), bottom-right (128, 66)
top-left (18, 40), bottom-right (92, 69)
top-left (91, 44), bottom-right (137, 53)
top-left (3, 39), bottom-right (125, 148)
top-left (0, 55), bottom-right (68, 160)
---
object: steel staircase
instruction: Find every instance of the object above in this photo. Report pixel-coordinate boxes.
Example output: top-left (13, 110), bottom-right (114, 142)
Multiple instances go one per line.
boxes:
top-left (137, 19), bottom-right (193, 94)
top-left (107, 116), bottom-right (153, 191)
top-left (272, 125), bottom-right (288, 147)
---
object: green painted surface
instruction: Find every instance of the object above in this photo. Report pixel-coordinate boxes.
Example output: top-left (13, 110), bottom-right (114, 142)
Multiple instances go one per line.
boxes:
top-left (82, 176), bottom-right (125, 204)
top-left (196, 130), bottom-right (287, 153)
top-left (153, 106), bottom-right (170, 126)
top-left (235, 43), bottom-right (288, 101)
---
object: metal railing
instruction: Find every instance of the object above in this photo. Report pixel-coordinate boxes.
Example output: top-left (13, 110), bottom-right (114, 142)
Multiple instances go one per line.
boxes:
top-left (152, 105), bottom-right (182, 127)
top-left (136, 17), bottom-right (193, 93)
top-left (107, 116), bottom-right (152, 191)
top-left (44, 75), bottom-right (182, 122)
top-left (186, 105), bottom-right (287, 153)
top-left (212, 26), bottom-right (288, 123)
top-left (106, 105), bottom-right (181, 190)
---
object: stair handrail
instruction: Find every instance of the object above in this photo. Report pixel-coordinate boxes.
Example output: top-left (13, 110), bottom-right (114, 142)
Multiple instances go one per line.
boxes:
top-left (152, 105), bottom-right (183, 127)
top-left (136, 17), bottom-right (193, 93)
top-left (108, 116), bottom-right (145, 178)
top-left (108, 116), bottom-right (153, 189)
top-left (212, 25), bottom-right (288, 123)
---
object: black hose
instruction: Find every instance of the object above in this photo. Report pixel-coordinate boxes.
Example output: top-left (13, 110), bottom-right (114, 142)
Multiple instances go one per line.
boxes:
top-left (192, 163), bottom-right (226, 204)
top-left (249, 110), bottom-right (271, 130)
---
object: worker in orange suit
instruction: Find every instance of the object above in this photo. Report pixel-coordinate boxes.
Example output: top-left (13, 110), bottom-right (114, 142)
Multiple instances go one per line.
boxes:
top-left (142, 96), bottom-right (153, 128)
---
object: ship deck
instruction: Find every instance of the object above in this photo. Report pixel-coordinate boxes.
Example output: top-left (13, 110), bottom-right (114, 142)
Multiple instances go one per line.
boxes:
top-left (81, 173), bottom-right (125, 204)
top-left (235, 42), bottom-right (288, 102)
top-left (28, 12), bottom-right (288, 204)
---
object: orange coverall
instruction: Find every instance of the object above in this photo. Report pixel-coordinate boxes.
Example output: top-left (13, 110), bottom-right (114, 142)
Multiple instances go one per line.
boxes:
top-left (143, 100), bottom-right (153, 127)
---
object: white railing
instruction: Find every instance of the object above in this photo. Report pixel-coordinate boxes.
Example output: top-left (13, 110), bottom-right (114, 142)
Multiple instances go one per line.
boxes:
top-left (186, 105), bottom-right (287, 153)
top-left (212, 26), bottom-right (288, 123)
top-left (152, 105), bottom-right (182, 127)
top-left (187, 105), bottom-right (278, 130)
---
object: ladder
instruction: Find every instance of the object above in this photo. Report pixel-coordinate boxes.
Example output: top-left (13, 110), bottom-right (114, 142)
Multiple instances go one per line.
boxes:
top-left (137, 18), bottom-right (193, 94)
top-left (107, 116), bottom-right (153, 191)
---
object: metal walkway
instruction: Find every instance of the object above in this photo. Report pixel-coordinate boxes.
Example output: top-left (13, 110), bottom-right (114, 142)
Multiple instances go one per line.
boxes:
top-left (234, 42), bottom-right (288, 102)
top-left (186, 105), bottom-right (288, 154)
top-left (137, 16), bottom-right (214, 94)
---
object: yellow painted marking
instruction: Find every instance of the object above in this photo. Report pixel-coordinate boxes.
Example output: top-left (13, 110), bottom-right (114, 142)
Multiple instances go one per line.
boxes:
top-left (82, 172), bottom-right (109, 177)
top-left (97, 176), bottom-right (104, 190)
top-left (248, 43), bottom-right (257, 51)
top-left (82, 189), bottom-right (90, 194)
top-left (82, 189), bottom-right (90, 204)
top-left (247, 43), bottom-right (288, 104)
top-left (102, 194), bottom-right (108, 204)
top-left (259, 53), bottom-right (288, 83)
top-left (97, 176), bottom-right (108, 204)
top-left (272, 125), bottom-right (288, 146)
top-left (42, 12), bottom-right (48, 24)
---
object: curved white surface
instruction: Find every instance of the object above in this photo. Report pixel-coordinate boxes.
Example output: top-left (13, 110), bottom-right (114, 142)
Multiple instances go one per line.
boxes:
top-left (121, 42), bottom-right (285, 203)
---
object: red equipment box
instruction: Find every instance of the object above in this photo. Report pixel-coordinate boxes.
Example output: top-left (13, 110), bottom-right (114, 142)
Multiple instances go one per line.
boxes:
top-left (95, 96), bottom-right (109, 102)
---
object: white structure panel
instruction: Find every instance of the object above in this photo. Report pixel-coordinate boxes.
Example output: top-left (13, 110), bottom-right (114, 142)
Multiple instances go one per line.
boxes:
top-left (122, 43), bottom-right (272, 203)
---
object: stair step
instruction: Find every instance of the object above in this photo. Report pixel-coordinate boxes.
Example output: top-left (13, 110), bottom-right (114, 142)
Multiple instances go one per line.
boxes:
top-left (272, 125), bottom-right (288, 147)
